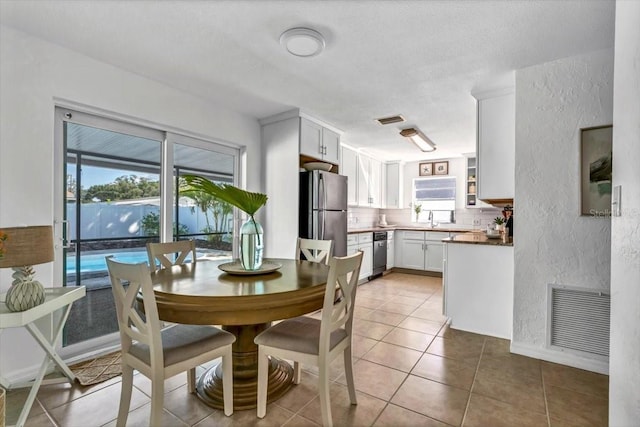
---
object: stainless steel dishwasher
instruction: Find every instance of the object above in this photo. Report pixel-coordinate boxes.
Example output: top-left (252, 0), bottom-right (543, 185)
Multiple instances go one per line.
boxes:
top-left (372, 231), bottom-right (387, 278)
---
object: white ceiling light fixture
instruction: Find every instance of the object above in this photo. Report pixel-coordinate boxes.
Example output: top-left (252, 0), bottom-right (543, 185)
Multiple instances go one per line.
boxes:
top-left (400, 127), bottom-right (437, 152)
top-left (280, 27), bottom-right (326, 57)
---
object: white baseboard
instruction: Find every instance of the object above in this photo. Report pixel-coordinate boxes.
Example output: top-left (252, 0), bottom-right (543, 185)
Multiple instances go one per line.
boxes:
top-left (510, 341), bottom-right (609, 375)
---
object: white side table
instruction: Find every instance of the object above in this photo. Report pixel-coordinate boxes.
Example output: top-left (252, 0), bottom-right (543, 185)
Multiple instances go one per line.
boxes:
top-left (0, 286), bottom-right (86, 427)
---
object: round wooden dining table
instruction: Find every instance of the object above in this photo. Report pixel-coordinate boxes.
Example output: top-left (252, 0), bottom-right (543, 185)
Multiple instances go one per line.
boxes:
top-left (150, 258), bottom-right (330, 410)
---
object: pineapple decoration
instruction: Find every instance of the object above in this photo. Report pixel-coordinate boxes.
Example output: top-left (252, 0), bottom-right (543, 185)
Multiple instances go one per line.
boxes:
top-left (5, 265), bottom-right (46, 312)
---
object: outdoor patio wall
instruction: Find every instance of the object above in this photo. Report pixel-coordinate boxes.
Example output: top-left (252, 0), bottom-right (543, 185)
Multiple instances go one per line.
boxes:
top-left (0, 25), bottom-right (261, 383)
top-left (66, 203), bottom-right (231, 240)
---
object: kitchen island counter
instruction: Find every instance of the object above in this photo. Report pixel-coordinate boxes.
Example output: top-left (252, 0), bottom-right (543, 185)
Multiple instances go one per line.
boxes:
top-left (348, 226), bottom-right (476, 234)
top-left (443, 231), bottom-right (513, 246)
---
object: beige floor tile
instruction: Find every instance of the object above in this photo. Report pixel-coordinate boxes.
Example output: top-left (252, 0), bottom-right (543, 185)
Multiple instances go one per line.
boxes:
top-left (24, 412), bottom-right (57, 427)
top-left (272, 370), bottom-right (319, 414)
top-left (463, 393), bottom-right (549, 427)
top-left (398, 317), bottom-right (445, 335)
top-left (298, 382), bottom-right (386, 427)
top-left (101, 402), bottom-right (188, 427)
top-left (472, 372), bottom-right (546, 414)
top-left (478, 353), bottom-right (542, 385)
top-left (541, 361), bottom-right (609, 398)
top-left (352, 318), bottom-right (394, 340)
top-left (382, 327), bottom-right (436, 352)
top-left (132, 371), bottom-right (189, 397)
top-left (389, 295), bottom-right (427, 308)
top-left (301, 354), bottom-right (353, 382)
top-left (4, 388), bottom-right (46, 424)
top-left (482, 336), bottom-right (511, 356)
top-left (161, 383), bottom-right (218, 425)
top-left (362, 341), bottom-right (423, 373)
top-left (36, 375), bottom-right (122, 411)
top-left (282, 413), bottom-right (321, 426)
top-left (48, 382), bottom-right (149, 427)
top-left (376, 301), bottom-right (419, 316)
top-left (354, 306), bottom-right (375, 319)
top-left (411, 353), bottom-right (477, 390)
top-left (373, 403), bottom-right (451, 427)
top-left (336, 359), bottom-right (408, 401)
top-left (364, 309), bottom-right (407, 326)
top-left (194, 403), bottom-right (295, 426)
top-left (408, 306), bottom-right (447, 323)
top-left (352, 334), bottom-right (379, 358)
top-left (545, 384), bottom-right (608, 427)
top-left (391, 375), bottom-right (468, 426)
top-left (427, 336), bottom-right (484, 363)
top-left (437, 324), bottom-right (486, 344)
top-left (356, 296), bottom-right (386, 310)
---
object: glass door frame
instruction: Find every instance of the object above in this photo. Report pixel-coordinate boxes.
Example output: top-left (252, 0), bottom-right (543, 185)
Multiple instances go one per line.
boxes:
top-left (54, 106), bottom-right (242, 358)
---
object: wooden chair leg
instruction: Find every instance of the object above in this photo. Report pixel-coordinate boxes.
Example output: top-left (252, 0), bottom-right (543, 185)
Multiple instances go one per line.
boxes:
top-left (149, 373), bottom-right (165, 427)
top-left (343, 346), bottom-right (357, 405)
top-left (318, 367), bottom-right (333, 427)
top-left (256, 347), bottom-right (269, 418)
top-left (116, 365), bottom-right (134, 427)
top-left (222, 348), bottom-right (234, 416)
top-left (187, 368), bottom-right (196, 394)
top-left (293, 361), bottom-right (301, 384)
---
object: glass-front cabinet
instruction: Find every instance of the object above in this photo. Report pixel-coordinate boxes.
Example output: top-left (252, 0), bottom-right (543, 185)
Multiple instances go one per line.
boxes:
top-left (466, 156), bottom-right (478, 207)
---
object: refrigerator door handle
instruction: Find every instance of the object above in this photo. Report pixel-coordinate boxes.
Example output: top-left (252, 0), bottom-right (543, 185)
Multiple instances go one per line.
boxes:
top-left (319, 173), bottom-right (327, 211)
top-left (319, 210), bottom-right (325, 240)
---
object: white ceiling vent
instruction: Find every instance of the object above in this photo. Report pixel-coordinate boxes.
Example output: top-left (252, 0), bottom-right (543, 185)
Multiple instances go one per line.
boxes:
top-left (375, 115), bottom-right (405, 125)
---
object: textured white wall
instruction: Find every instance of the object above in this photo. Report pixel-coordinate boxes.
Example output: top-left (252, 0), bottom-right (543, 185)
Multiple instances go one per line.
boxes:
top-left (609, 0), bottom-right (640, 423)
top-left (0, 25), bottom-right (261, 381)
top-left (512, 49), bottom-right (614, 370)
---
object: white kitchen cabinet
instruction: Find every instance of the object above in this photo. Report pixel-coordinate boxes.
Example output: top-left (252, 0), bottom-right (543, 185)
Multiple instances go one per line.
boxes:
top-left (385, 162), bottom-right (402, 209)
top-left (396, 231), bottom-right (448, 272)
top-left (347, 232), bottom-right (373, 283)
top-left (341, 146), bottom-right (358, 206)
top-left (386, 230), bottom-right (395, 269)
top-left (260, 110), bottom-right (342, 258)
top-left (473, 88), bottom-right (515, 202)
top-left (357, 154), bottom-right (382, 207)
top-left (300, 117), bottom-right (340, 165)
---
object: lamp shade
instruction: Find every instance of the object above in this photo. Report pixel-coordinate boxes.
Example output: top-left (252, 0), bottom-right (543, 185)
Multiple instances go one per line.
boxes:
top-left (0, 226), bottom-right (54, 268)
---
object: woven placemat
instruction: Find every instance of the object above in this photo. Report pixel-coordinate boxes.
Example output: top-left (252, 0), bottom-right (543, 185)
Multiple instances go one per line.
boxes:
top-left (70, 351), bottom-right (122, 386)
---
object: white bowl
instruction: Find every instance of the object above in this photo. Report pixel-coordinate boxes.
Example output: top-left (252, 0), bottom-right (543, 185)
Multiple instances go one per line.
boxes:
top-left (303, 162), bottom-right (333, 172)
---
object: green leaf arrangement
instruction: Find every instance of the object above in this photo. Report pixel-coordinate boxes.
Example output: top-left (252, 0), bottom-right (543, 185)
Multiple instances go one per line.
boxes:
top-left (182, 175), bottom-right (268, 223)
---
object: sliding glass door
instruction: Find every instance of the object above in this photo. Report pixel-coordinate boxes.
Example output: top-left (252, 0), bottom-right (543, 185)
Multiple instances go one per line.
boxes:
top-left (55, 108), bottom-right (239, 350)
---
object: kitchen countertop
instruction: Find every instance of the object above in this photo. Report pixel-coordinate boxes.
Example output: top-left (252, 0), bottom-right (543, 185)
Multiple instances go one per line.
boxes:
top-left (443, 231), bottom-right (513, 246)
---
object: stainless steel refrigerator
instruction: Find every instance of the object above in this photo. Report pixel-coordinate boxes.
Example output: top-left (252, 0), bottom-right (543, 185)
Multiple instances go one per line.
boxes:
top-left (299, 170), bottom-right (348, 257)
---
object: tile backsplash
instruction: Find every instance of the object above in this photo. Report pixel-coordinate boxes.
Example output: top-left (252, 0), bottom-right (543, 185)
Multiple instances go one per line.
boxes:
top-left (349, 207), bottom-right (502, 230)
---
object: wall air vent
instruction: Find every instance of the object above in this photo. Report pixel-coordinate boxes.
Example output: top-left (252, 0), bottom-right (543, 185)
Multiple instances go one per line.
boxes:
top-left (375, 115), bottom-right (405, 125)
top-left (548, 284), bottom-right (610, 357)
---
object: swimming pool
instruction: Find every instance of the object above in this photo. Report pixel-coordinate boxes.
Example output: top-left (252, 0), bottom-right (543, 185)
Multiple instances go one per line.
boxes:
top-left (66, 251), bottom-right (152, 274)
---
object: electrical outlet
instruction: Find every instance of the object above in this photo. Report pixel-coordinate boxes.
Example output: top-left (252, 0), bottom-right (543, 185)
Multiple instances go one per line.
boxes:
top-left (472, 218), bottom-right (481, 226)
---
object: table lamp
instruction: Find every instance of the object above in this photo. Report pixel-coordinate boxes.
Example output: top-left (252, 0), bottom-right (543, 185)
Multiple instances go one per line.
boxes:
top-left (0, 225), bottom-right (54, 312)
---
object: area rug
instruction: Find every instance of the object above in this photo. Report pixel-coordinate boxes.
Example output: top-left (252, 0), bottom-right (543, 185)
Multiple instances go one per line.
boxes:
top-left (70, 351), bottom-right (122, 386)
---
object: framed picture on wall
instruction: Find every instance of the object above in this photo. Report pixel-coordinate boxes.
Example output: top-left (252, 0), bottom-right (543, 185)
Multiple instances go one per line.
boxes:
top-left (434, 161), bottom-right (449, 175)
top-left (419, 162), bottom-right (433, 176)
top-left (581, 125), bottom-right (613, 216)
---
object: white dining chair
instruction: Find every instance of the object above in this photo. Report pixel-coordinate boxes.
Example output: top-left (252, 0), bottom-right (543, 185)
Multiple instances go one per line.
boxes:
top-left (254, 251), bottom-right (363, 427)
top-left (295, 237), bottom-right (333, 265)
top-left (146, 239), bottom-right (196, 273)
top-left (106, 257), bottom-right (235, 426)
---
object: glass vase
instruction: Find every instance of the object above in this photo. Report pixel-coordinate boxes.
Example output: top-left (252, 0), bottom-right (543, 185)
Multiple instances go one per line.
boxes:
top-left (240, 218), bottom-right (263, 271)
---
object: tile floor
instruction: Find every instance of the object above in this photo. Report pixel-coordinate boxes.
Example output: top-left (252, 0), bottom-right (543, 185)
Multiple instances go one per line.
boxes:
top-left (5, 272), bottom-right (609, 426)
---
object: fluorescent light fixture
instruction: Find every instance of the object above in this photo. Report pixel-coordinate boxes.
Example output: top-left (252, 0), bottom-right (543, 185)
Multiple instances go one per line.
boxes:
top-left (400, 127), bottom-right (437, 152)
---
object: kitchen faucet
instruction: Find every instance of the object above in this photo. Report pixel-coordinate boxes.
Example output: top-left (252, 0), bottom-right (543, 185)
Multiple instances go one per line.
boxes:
top-left (428, 210), bottom-right (434, 228)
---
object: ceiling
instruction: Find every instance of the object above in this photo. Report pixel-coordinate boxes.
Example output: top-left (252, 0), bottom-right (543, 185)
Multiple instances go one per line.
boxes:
top-left (0, 1), bottom-right (615, 161)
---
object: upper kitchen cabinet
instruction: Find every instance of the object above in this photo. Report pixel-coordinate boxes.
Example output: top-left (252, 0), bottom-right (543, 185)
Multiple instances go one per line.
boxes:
top-left (341, 145), bottom-right (358, 206)
top-left (340, 146), bottom-right (382, 208)
top-left (385, 161), bottom-right (403, 209)
top-left (473, 87), bottom-right (515, 204)
top-left (357, 153), bottom-right (382, 208)
top-left (300, 117), bottom-right (341, 165)
top-left (464, 156), bottom-right (490, 208)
